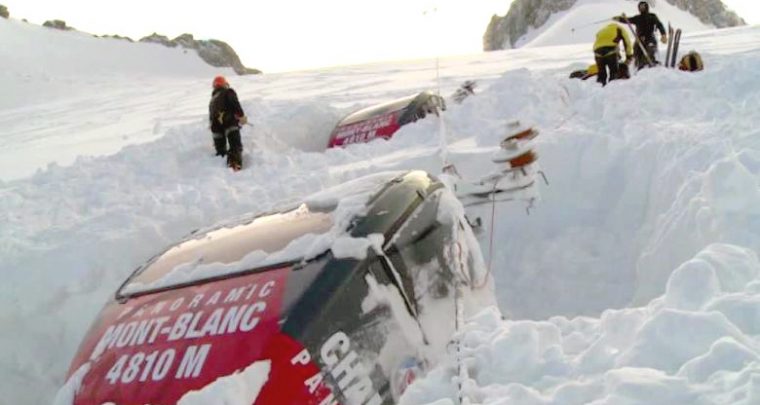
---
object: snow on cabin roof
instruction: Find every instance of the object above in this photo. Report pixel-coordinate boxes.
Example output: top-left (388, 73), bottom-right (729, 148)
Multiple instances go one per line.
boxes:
top-left (120, 171), bottom-right (405, 296)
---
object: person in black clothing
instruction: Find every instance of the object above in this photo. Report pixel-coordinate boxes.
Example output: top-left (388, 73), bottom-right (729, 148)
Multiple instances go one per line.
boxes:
top-left (209, 76), bottom-right (247, 170)
top-left (614, 1), bottom-right (667, 69)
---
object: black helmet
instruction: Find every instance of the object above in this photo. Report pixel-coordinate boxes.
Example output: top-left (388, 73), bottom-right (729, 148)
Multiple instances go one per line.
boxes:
top-left (638, 1), bottom-right (649, 13)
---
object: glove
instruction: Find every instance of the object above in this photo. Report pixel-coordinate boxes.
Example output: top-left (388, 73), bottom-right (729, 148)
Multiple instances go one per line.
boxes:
top-left (612, 16), bottom-right (622, 22)
top-left (625, 55), bottom-right (634, 65)
top-left (237, 115), bottom-right (248, 125)
top-left (661, 34), bottom-right (668, 44)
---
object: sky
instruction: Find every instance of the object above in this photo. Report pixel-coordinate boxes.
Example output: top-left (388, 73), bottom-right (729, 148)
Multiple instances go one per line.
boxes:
top-left (2, 0), bottom-right (759, 72)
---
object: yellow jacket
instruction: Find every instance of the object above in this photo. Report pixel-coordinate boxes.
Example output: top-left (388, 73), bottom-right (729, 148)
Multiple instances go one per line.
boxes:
top-left (594, 23), bottom-right (633, 58)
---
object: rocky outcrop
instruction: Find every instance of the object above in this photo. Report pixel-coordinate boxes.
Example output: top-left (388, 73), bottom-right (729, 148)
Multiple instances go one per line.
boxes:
top-left (97, 34), bottom-right (134, 42)
top-left (0, 4), bottom-right (9, 19)
top-left (663, 0), bottom-right (745, 28)
top-left (196, 39), bottom-right (261, 75)
top-left (43, 19), bottom-right (74, 31)
top-left (484, 0), bottom-right (746, 51)
top-left (139, 33), bottom-right (260, 75)
top-left (140, 33), bottom-right (176, 48)
top-left (484, 0), bottom-right (576, 50)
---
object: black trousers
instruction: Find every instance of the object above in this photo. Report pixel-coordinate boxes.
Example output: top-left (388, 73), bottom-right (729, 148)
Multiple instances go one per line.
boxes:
top-left (213, 128), bottom-right (243, 166)
top-left (634, 38), bottom-right (658, 69)
top-left (595, 47), bottom-right (620, 86)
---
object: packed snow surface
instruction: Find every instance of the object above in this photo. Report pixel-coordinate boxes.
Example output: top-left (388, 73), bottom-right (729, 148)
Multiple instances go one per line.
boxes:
top-left (2, 14), bottom-right (760, 405)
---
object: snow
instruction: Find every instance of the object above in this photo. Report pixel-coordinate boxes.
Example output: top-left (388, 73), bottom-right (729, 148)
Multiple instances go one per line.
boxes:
top-left (515, 0), bottom-right (714, 49)
top-left (0, 17), bottom-right (232, 181)
top-left (331, 233), bottom-right (385, 260)
top-left (177, 360), bottom-right (270, 405)
top-left (399, 245), bottom-right (760, 403)
top-left (51, 360), bottom-right (270, 405)
top-left (122, 175), bottom-right (393, 295)
top-left (402, 245), bottom-right (760, 404)
top-left (363, 273), bottom-right (428, 360)
top-left (51, 363), bottom-right (90, 405)
top-left (2, 9), bottom-right (760, 405)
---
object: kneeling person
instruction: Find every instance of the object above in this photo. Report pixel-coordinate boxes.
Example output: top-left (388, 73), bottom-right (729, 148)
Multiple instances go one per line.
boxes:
top-left (593, 23), bottom-right (633, 86)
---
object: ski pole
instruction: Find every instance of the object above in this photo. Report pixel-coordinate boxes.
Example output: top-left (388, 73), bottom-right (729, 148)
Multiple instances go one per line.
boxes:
top-left (620, 14), bottom-right (655, 68)
top-left (570, 18), bottom-right (611, 32)
top-left (665, 22), bottom-right (673, 68)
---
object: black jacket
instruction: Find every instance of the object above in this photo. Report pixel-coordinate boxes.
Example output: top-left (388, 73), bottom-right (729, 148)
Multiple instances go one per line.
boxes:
top-left (209, 87), bottom-right (245, 133)
top-left (625, 13), bottom-right (666, 43)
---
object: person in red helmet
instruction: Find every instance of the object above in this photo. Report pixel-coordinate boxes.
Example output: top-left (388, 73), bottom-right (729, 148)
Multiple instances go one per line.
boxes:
top-left (209, 75), bottom-right (248, 170)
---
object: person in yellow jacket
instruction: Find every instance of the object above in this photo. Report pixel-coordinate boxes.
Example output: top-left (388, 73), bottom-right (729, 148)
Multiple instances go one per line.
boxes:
top-left (593, 23), bottom-right (634, 86)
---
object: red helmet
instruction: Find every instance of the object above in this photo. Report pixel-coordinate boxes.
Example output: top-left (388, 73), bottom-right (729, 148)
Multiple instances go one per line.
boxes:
top-left (212, 75), bottom-right (228, 89)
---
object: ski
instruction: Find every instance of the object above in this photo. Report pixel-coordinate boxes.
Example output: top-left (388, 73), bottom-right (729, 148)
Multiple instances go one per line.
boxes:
top-left (459, 181), bottom-right (538, 208)
top-left (671, 29), bottom-right (682, 68)
top-left (665, 23), bottom-right (674, 69)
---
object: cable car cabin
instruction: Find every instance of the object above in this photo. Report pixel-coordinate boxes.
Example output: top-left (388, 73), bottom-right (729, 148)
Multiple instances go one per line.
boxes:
top-left (328, 92), bottom-right (446, 148)
top-left (62, 171), bottom-right (494, 405)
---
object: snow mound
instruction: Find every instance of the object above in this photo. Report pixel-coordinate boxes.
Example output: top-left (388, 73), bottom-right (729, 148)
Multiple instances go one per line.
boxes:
top-left (400, 244), bottom-right (760, 404)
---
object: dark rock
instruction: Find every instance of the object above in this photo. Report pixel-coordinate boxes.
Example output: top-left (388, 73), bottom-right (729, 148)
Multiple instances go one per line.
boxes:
top-left (139, 33), bottom-right (177, 47)
top-left (194, 38), bottom-right (261, 75)
top-left (172, 33), bottom-right (197, 49)
top-left (139, 32), bottom-right (261, 75)
top-left (43, 19), bottom-right (74, 31)
top-left (0, 4), bottom-right (9, 19)
top-left (99, 34), bottom-right (134, 42)
top-left (663, 0), bottom-right (745, 28)
top-left (484, 0), bottom-right (575, 50)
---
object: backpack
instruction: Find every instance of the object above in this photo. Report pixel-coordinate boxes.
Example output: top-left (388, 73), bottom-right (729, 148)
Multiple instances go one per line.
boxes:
top-left (679, 51), bottom-right (704, 72)
top-left (209, 88), bottom-right (235, 133)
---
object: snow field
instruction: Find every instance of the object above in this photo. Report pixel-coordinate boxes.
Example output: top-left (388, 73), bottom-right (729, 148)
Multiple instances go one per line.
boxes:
top-left (2, 14), bottom-right (760, 404)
